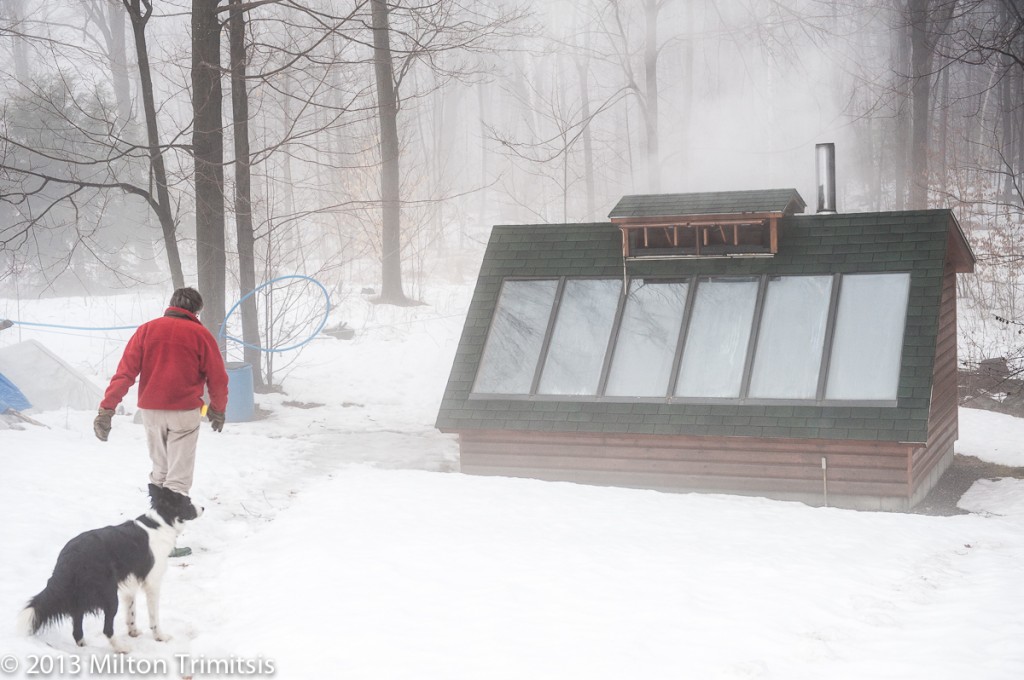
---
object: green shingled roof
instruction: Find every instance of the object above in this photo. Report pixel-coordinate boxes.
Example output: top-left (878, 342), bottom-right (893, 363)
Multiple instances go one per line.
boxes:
top-left (609, 188), bottom-right (806, 220)
top-left (436, 209), bottom-right (965, 443)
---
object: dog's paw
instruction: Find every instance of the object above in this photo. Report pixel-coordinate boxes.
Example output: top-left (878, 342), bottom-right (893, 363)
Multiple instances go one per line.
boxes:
top-left (153, 630), bottom-right (173, 642)
top-left (128, 627), bottom-right (141, 638)
top-left (109, 636), bottom-right (131, 654)
top-left (76, 639), bottom-right (86, 648)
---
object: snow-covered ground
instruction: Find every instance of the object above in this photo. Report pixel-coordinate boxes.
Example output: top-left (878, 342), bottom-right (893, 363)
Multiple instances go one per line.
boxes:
top-left (1, 286), bottom-right (1023, 679)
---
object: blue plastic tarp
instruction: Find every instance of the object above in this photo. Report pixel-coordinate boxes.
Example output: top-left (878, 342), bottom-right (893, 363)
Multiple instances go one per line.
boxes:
top-left (0, 372), bottom-right (31, 412)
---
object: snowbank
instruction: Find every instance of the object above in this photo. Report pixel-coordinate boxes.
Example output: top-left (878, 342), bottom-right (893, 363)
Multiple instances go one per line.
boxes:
top-left (1, 289), bottom-right (1022, 679)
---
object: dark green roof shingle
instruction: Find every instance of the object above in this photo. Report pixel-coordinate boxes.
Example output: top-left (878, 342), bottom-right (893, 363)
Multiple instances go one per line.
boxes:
top-left (609, 188), bottom-right (806, 220)
top-left (436, 208), bottom-right (964, 443)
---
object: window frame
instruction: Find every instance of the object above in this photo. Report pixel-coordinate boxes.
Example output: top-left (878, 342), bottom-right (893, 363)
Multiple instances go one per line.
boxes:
top-left (469, 272), bottom-right (910, 407)
top-left (602, 278), bottom-right (691, 398)
top-left (672, 276), bottom-right (764, 400)
top-left (746, 274), bottom-right (836, 400)
top-left (822, 272), bottom-right (913, 402)
top-left (470, 277), bottom-right (562, 396)
top-left (536, 278), bottom-right (625, 396)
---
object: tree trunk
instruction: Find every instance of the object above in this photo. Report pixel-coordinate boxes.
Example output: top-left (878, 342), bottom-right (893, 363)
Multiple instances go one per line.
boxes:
top-left (1017, 69), bottom-right (1024, 203)
top-left (643, 0), bottom-right (660, 193)
top-left (892, 4), bottom-right (912, 210)
top-left (192, 0), bottom-right (227, 340)
top-left (370, 0), bottom-right (407, 304)
top-left (5, 0), bottom-right (30, 90)
top-left (908, 0), bottom-right (932, 209)
top-left (366, 0), bottom-right (401, 303)
top-left (576, 56), bottom-right (596, 221)
top-left (280, 73), bottom-right (297, 267)
top-left (679, 0), bottom-right (693, 189)
top-left (106, 0), bottom-right (132, 123)
top-left (1000, 52), bottom-right (1016, 203)
top-left (908, 0), bottom-right (956, 210)
top-left (124, 0), bottom-right (185, 288)
top-left (229, 0), bottom-right (264, 387)
top-left (476, 81), bottom-right (487, 247)
top-left (938, 63), bottom-right (949, 203)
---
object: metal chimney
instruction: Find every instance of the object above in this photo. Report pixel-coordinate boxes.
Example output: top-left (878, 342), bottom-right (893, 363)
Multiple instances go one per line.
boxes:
top-left (816, 143), bottom-right (836, 214)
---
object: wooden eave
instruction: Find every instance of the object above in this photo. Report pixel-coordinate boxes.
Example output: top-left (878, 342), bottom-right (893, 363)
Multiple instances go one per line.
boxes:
top-left (609, 211), bottom-right (786, 227)
top-left (613, 211), bottom-right (785, 258)
top-left (945, 213), bottom-right (976, 274)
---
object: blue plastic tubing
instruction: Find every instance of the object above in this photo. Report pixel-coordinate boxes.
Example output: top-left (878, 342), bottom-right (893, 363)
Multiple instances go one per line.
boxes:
top-left (5, 275), bottom-right (331, 354)
top-left (218, 275), bottom-right (331, 353)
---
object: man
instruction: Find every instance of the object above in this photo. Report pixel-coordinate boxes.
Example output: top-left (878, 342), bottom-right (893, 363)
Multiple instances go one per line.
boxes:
top-left (94, 287), bottom-right (228, 555)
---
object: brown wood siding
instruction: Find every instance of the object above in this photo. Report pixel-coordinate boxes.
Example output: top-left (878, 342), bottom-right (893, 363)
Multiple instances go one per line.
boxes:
top-left (910, 265), bottom-right (959, 498)
top-left (459, 429), bottom-right (914, 505)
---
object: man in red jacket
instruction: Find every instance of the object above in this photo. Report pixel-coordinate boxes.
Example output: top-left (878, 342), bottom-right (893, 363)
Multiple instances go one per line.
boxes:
top-left (94, 287), bottom-right (229, 502)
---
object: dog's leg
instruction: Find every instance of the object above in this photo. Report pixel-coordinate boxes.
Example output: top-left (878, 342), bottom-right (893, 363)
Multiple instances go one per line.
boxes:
top-left (102, 595), bottom-right (130, 654)
top-left (143, 581), bottom-right (171, 642)
top-left (120, 588), bottom-right (140, 637)
top-left (72, 610), bottom-right (85, 647)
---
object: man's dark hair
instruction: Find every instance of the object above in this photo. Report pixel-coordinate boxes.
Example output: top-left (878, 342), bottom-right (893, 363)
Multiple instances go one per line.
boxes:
top-left (170, 287), bottom-right (204, 314)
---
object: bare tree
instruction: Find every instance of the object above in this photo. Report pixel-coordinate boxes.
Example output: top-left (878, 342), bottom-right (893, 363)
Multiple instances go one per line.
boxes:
top-left (2, 0), bottom-right (32, 90)
top-left (0, 75), bottom-right (155, 290)
top-left (219, 0), bottom-right (371, 385)
top-left (123, 0), bottom-right (185, 288)
top-left (596, 0), bottom-right (674, 193)
top-left (361, 0), bottom-right (527, 305)
top-left (490, 61), bottom-right (628, 222)
top-left (84, 0), bottom-right (133, 123)
top-left (945, 0), bottom-right (1024, 203)
top-left (0, 1), bottom-right (189, 290)
top-left (192, 0), bottom-right (227, 339)
top-left (370, 0), bottom-right (405, 304)
top-left (907, 0), bottom-right (958, 209)
top-left (228, 0), bottom-right (264, 385)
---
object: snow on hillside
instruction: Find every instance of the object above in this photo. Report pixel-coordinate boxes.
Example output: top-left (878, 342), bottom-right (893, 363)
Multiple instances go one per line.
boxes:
top-left (1, 287), bottom-right (1023, 679)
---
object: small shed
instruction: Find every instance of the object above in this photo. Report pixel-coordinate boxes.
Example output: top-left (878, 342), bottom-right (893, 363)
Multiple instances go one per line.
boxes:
top-left (436, 189), bottom-right (976, 510)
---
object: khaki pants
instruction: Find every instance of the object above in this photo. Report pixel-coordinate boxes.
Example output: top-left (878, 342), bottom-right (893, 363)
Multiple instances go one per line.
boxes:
top-left (141, 408), bottom-right (202, 495)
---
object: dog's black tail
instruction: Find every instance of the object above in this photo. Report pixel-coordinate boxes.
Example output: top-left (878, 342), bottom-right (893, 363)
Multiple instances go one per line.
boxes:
top-left (17, 586), bottom-right (67, 636)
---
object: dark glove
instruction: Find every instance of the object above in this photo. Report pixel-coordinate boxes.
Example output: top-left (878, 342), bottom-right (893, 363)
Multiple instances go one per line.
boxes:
top-left (94, 408), bottom-right (115, 441)
top-left (208, 408), bottom-right (225, 433)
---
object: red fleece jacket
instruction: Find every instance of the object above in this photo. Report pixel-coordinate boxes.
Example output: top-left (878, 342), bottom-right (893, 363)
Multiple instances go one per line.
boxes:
top-left (101, 307), bottom-right (229, 412)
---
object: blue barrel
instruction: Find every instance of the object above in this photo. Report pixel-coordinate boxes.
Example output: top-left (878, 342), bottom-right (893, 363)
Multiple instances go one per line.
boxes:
top-left (224, 361), bottom-right (255, 422)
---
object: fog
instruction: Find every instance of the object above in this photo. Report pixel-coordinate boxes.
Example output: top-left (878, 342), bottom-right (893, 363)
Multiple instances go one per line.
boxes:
top-left (2, 8), bottom-right (1024, 671)
top-left (0, 1), bottom-right (1020, 305)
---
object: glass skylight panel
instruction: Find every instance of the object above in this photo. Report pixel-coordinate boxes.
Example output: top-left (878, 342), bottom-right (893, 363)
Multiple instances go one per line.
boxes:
top-left (675, 278), bottom-right (759, 398)
top-left (472, 279), bottom-right (558, 394)
top-left (473, 271), bottom-right (913, 404)
top-left (748, 276), bottom-right (833, 399)
top-left (825, 273), bottom-right (911, 401)
top-left (605, 280), bottom-right (689, 397)
top-left (538, 279), bottom-right (622, 395)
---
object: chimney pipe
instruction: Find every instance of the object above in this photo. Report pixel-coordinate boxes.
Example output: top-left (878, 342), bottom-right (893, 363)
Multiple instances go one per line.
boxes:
top-left (816, 142), bottom-right (836, 214)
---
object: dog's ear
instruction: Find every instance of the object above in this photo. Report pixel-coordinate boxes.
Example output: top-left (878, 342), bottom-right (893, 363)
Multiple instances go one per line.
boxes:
top-left (148, 483), bottom-right (164, 501)
top-left (163, 489), bottom-right (201, 521)
top-left (163, 488), bottom-right (188, 505)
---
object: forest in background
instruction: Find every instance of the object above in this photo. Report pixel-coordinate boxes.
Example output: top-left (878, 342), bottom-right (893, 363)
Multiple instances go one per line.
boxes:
top-left (1, 0), bottom-right (1022, 381)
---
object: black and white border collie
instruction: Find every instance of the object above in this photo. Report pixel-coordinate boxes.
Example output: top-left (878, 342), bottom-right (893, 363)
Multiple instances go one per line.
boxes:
top-left (17, 484), bottom-right (203, 652)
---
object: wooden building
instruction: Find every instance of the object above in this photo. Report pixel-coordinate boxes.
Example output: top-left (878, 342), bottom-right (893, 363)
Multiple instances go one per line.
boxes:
top-left (436, 190), bottom-right (976, 510)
